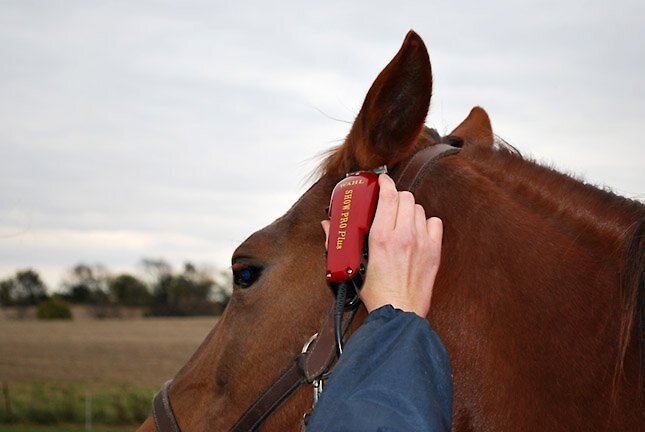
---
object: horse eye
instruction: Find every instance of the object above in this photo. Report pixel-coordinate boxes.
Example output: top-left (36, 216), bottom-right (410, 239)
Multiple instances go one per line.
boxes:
top-left (232, 265), bottom-right (262, 289)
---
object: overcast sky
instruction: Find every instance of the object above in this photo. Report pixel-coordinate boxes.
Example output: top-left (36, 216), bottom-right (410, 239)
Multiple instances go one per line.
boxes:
top-left (1, 0), bottom-right (643, 288)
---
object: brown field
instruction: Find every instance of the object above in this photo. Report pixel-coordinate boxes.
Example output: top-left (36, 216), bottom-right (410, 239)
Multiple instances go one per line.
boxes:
top-left (0, 309), bottom-right (216, 386)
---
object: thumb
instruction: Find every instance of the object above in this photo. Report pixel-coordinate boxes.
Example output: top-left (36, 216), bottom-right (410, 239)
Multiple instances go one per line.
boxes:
top-left (321, 220), bottom-right (330, 251)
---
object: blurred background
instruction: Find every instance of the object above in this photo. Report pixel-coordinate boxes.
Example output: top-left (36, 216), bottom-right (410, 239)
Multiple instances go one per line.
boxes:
top-left (0, 0), bottom-right (643, 430)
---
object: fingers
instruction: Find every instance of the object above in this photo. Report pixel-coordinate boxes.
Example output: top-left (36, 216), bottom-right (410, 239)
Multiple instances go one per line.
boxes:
top-left (426, 217), bottom-right (443, 267)
top-left (426, 217), bottom-right (443, 244)
top-left (355, 175), bottom-right (444, 318)
top-left (332, 173), bottom-right (439, 259)
top-left (371, 174), bottom-right (399, 231)
top-left (395, 191), bottom-right (416, 234)
top-left (373, 174), bottom-right (430, 239)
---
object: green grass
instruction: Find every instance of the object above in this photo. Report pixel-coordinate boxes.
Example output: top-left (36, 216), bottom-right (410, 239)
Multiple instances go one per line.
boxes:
top-left (0, 382), bottom-right (153, 427)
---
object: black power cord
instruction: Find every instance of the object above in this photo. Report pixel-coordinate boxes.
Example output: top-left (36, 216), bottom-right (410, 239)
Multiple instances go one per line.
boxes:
top-left (334, 282), bottom-right (349, 356)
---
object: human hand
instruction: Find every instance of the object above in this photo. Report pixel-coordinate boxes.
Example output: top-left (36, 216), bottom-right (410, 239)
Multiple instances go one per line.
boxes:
top-left (322, 174), bottom-right (443, 318)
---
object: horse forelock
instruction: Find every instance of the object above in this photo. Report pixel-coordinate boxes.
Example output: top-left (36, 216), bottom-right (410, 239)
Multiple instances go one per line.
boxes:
top-left (316, 126), bottom-right (442, 179)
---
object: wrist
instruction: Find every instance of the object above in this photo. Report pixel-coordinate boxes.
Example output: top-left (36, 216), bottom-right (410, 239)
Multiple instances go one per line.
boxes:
top-left (363, 297), bottom-right (428, 318)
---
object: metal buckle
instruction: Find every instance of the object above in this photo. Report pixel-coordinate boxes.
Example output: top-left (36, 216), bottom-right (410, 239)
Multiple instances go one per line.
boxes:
top-left (301, 333), bottom-right (325, 410)
top-left (301, 333), bottom-right (319, 354)
top-left (312, 378), bottom-right (323, 406)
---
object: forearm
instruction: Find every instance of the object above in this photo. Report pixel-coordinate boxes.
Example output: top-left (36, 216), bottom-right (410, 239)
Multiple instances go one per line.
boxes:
top-left (306, 305), bottom-right (453, 432)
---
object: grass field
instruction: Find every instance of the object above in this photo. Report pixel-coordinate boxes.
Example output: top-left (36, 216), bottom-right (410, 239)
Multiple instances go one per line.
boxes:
top-left (0, 312), bottom-right (216, 428)
top-left (0, 314), bottom-right (215, 385)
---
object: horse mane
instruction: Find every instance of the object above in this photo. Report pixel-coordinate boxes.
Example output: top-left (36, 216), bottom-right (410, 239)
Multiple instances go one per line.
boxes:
top-left (621, 218), bottom-right (644, 386)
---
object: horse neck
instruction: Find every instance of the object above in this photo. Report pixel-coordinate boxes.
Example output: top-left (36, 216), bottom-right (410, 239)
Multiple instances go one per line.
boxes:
top-left (462, 145), bottom-right (644, 367)
top-left (421, 148), bottom-right (643, 426)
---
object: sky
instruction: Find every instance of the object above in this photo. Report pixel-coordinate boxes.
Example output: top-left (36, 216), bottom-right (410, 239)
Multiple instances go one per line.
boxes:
top-left (0, 0), bottom-right (643, 289)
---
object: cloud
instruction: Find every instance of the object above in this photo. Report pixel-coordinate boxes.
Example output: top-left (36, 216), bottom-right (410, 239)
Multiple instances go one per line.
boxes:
top-left (0, 0), bottom-right (643, 287)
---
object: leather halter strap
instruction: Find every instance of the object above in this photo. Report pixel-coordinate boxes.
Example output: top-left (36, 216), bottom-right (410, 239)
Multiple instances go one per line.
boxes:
top-left (229, 306), bottom-right (354, 431)
top-left (151, 143), bottom-right (460, 432)
top-left (395, 143), bottom-right (460, 192)
top-left (153, 380), bottom-right (180, 432)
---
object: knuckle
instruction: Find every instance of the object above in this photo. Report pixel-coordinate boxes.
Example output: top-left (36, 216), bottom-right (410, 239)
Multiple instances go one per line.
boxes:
top-left (399, 191), bottom-right (415, 205)
top-left (369, 227), bottom-right (389, 246)
top-left (415, 204), bottom-right (426, 217)
top-left (397, 232), bottom-right (415, 248)
top-left (379, 187), bottom-right (398, 203)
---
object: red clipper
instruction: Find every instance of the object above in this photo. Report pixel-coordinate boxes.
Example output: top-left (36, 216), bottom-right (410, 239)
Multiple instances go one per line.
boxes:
top-left (326, 167), bottom-right (386, 304)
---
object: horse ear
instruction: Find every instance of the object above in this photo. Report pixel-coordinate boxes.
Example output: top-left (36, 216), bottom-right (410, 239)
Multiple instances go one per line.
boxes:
top-left (344, 31), bottom-right (432, 170)
top-left (449, 107), bottom-right (494, 147)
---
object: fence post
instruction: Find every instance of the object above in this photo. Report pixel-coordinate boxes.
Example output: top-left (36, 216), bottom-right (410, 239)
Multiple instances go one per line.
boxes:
top-left (1, 381), bottom-right (12, 421)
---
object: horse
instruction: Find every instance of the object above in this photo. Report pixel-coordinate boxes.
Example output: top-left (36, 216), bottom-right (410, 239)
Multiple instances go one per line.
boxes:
top-left (138, 31), bottom-right (644, 432)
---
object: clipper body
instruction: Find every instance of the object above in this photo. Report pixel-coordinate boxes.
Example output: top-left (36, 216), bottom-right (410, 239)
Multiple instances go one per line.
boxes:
top-left (325, 168), bottom-right (384, 301)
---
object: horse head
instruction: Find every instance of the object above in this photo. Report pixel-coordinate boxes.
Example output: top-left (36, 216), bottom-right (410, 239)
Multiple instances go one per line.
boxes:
top-left (139, 31), bottom-right (644, 432)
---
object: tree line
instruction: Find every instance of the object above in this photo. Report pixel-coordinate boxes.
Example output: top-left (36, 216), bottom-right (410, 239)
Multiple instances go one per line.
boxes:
top-left (0, 259), bottom-right (232, 318)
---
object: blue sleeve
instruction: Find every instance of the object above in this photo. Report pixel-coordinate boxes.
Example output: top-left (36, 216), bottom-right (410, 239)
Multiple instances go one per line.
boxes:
top-left (306, 305), bottom-right (453, 432)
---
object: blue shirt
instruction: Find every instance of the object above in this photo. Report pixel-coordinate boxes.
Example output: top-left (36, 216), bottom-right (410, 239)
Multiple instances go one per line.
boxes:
top-left (306, 305), bottom-right (453, 432)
